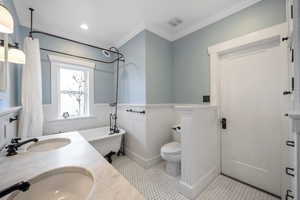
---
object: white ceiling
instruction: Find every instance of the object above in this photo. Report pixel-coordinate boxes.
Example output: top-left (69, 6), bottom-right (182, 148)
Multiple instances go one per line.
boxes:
top-left (13, 0), bottom-right (262, 47)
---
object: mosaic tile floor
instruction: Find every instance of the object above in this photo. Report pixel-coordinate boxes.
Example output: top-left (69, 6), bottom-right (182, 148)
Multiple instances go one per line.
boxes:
top-left (112, 156), bottom-right (279, 200)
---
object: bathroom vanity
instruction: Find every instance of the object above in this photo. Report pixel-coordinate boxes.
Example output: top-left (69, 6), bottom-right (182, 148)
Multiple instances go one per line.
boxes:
top-left (0, 132), bottom-right (144, 200)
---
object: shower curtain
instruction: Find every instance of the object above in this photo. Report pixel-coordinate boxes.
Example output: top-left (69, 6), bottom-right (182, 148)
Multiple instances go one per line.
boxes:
top-left (18, 37), bottom-right (43, 138)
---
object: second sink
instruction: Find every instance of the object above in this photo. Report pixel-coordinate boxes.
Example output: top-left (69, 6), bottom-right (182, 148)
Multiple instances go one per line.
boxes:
top-left (8, 167), bottom-right (94, 200)
top-left (27, 138), bottom-right (71, 152)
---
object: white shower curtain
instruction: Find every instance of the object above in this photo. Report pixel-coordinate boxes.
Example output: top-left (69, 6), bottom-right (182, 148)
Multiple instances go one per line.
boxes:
top-left (18, 37), bottom-right (43, 138)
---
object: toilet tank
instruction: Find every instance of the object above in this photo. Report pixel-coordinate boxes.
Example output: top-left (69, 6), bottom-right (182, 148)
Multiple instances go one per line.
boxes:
top-left (171, 125), bottom-right (181, 143)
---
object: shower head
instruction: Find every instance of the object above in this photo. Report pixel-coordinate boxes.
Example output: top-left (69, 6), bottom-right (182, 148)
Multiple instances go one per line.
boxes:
top-left (102, 50), bottom-right (111, 58)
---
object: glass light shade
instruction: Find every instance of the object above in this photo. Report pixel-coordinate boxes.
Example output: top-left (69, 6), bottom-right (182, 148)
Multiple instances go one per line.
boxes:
top-left (0, 5), bottom-right (14, 34)
top-left (8, 48), bottom-right (25, 64)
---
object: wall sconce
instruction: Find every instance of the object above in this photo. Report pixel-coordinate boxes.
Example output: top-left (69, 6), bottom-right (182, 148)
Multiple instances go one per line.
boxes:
top-left (0, 4), bottom-right (14, 34)
top-left (0, 40), bottom-right (25, 64)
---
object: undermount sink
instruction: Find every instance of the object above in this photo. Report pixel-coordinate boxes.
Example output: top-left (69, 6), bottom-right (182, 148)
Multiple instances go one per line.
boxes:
top-left (8, 167), bottom-right (94, 200)
top-left (27, 138), bottom-right (71, 152)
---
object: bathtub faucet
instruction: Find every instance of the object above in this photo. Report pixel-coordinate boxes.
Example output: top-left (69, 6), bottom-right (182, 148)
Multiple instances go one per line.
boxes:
top-left (109, 113), bottom-right (119, 134)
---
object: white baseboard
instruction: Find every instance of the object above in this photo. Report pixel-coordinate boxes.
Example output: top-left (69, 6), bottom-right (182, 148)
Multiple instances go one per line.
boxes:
top-left (125, 148), bottom-right (162, 169)
top-left (179, 167), bottom-right (219, 199)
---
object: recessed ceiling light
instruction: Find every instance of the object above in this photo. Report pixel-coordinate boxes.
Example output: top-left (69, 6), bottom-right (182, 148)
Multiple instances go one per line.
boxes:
top-left (80, 24), bottom-right (88, 30)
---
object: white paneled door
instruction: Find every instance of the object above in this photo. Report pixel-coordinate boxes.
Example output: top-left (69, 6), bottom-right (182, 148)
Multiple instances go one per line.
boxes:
top-left (220, 41), bottom-right (289, 196)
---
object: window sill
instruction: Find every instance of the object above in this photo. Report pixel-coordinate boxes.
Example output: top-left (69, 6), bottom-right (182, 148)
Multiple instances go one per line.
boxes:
top-left (47, 115), bottom-right (97, 123)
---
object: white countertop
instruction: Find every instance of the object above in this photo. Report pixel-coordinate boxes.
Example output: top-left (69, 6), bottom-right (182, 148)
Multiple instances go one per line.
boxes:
top-left (0, 132), bottom-right (144, 200)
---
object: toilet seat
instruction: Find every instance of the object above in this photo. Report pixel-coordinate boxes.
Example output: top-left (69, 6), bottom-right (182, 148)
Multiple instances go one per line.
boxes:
top-left (161, 142), bottom-right (181, 155)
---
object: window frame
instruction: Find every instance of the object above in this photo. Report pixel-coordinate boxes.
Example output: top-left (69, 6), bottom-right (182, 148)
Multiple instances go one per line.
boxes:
top-left (49, 55), bottom-right (95, 120)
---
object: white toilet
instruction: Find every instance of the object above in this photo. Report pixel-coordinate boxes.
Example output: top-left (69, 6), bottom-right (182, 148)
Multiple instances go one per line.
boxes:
top-left (160, 125), bottom-right (181, 177)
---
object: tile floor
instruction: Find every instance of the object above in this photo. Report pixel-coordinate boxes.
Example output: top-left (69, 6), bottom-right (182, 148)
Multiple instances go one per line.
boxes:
top-left (112, 156), bottom-right (279, 200)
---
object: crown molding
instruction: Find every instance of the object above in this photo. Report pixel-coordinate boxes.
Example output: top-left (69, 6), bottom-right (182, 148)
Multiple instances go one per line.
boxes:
top-left (170, 0), bottom-right (264, 41)
top-left (114, 0), bottom-right (263, 46)
top-left (144, 24), bottom-right (173, 41)
top-left (114, 22), bottom-right (146, 48)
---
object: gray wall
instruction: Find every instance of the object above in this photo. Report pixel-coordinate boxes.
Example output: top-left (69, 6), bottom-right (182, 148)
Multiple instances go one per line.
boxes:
top-left (172, 0), bottom-right (286, 103)
top-left (145, 31), bottom-right (173, 104)
top-left (19, 26), bottom-right (115, 104)
top-left (0, 0), bottom-right (22, 109)
top-left (119, 31), bottom-right (146, 104)
top-left (5, 0), bottom-right (287, 107)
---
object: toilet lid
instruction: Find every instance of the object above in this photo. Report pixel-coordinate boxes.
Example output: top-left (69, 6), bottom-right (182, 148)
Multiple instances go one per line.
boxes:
top-left (161, 142), bottom-right (181, 155)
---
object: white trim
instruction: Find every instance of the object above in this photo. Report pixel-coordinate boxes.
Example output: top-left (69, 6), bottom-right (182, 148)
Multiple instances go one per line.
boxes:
top-left (49, 58), bottom-right (95, 120)
top-left (114, 0), bottom-right (263, 45)
top-left (114, 22), bottom-right (146, 48)
top-left (179, 167), bottom-right (219, 199)
top-left (208, 23), bottom-right (288, 105)
top-left (144, 25), bottom-right (173, 42)
top-left (46, 115), bottom-right (97, 123)
top-left (171, 0), bottom-right (263, 41)
top-left (125, 147), bottom-right (162, 169)
top-left (48, 55), bottom-right (96, 69)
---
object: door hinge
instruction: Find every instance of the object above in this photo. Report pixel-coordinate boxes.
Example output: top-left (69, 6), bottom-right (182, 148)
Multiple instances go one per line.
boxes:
top-left (286, 189), bottom-right (294, 200)
top-left (282, 37), bottom-right (289, 42)
top-left (286, 140), bottom-right (295, 147)
top-left (283, 91), bottom-right (292, 95)
top-left (291, 48), bottom-right (294, 63)
top-left (291, 77), bottom-right (294, 91)
top-left (291, 5), bottom-right (294, 19)
top-left (285, 167), bottom-right (295, 177)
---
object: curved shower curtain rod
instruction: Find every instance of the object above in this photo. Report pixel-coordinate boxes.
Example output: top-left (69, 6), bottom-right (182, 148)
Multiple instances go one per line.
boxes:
top-left (28, 8), bottom-right (125, 64)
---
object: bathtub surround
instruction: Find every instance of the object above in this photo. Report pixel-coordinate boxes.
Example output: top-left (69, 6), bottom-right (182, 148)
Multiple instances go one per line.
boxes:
top-left (118, 104), bottom-right (177, 168)
top-left (43, 103), bottom-right (113, 134)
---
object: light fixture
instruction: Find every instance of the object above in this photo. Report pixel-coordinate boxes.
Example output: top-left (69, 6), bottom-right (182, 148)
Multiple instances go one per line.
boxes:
top-left (0, 4), bottom-right (14, 34)
top-left (0, 41), bottom-right (25, 64)
top-left (8, 46), bottom-right (26, 64)
top-left (80, 24), bottom-right (88, 30)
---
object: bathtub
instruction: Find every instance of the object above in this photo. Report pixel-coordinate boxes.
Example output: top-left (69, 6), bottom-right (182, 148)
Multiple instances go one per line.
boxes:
top-left (78, 126), bottom-right (125, 156)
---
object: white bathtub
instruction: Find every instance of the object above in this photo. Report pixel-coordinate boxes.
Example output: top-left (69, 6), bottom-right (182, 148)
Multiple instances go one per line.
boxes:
top-left (78, 126), bottom-right (125, 156)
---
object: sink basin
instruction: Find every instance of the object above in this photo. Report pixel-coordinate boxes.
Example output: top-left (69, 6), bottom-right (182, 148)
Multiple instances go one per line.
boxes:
top-left (9, 167), bottom-right (94, 200)
top-left (27, 138), bottom-right (71, 152)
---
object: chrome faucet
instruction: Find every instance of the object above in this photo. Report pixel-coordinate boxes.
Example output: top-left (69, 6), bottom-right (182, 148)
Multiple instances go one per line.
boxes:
top-left (0, 181), bottom-right (30, 198)
top-left (5, 138), bottom-right (39, 157)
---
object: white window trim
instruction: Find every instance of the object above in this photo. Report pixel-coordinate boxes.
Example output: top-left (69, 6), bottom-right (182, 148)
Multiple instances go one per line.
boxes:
top-left (48, 55), bottom-right (96, 69)
top-left (49, 55), bottom-right (95, 120)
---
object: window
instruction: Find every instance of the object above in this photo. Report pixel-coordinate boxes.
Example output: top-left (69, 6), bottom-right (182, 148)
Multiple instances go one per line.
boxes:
top-left (49, 55), bottom-right (95, 120)
top-left (59, 66), bottom-right (88, 117)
